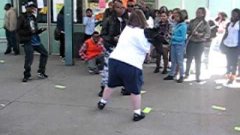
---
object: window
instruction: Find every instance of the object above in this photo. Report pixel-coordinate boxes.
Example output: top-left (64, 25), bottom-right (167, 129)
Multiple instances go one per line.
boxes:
top-left (51, 0), bottom-right (82, 23)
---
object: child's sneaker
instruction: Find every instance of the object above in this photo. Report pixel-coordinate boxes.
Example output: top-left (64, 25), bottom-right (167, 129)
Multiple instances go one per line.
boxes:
top-left (133, 112), bottom-right (145, 122)
top-left (97, 101), bottom-right (106, 110)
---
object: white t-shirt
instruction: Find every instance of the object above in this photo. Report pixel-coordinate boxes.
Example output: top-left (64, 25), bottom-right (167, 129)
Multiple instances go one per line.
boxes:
top-left (223, 21), bottom-right (240, 47)
top-left (110, 26), bottom-right (151, 70)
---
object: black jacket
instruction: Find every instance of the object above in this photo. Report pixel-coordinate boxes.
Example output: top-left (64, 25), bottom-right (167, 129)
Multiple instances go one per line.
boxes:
top-left (16, 13), bottom-right (43, 44)
top-left (100, 11), bottom-right (128, 51)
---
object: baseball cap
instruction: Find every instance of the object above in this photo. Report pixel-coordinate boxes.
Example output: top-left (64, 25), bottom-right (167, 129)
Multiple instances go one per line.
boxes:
top-left (25, 1), bottom-right (37, 8)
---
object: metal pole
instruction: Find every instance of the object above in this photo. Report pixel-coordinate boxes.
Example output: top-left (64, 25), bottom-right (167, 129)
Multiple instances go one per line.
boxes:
top-left (64, 0), bottom-right (74, 65)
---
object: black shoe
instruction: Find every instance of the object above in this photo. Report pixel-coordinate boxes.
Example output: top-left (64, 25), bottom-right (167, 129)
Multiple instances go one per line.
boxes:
top-left (177, 77), bottom-right (184, 83)
top-left (97, 101), bottom-right (106, 110)
top-left (38, 73), bottom-right (48, 79)
top-left (184, 75), bottom-right (189, 79)
top-left (164, 75), bottom-right (174, 80)
top-left (22, 77), bottom-right (28, 82)
top-left (121, 88), bottom-right (131, 96)
top-left (14, 52), bottom-right (19, 55)
top-left (133, 112), bottom-right (145, 122)
top-left (196, 76), bottom-right (201, 82)
top-left (4, 51), bottom-right (11, 55)
top-left (98, 86), bottom-right (104, 97)
top-left (161, 69), bottom-right (168, 74)
top-left (153, 68), bottom-right (159, 73)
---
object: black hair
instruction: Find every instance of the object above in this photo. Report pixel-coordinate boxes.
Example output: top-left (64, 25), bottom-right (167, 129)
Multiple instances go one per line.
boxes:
top-left (176, 10), bottom-right (186, 23)
top-left (93, 31), bottom-right (100, 35)
top-left (159, 6), bottom-right (168, 14)
top-left (197, 7), bottom-right (207, 18)
top-left (232, 8), bottom-right (240, 21)
top-left (59, 6), bottom-right (64, 14)
top-left (86, 8), bottom-right (92, 13)
top-left (113, 0), bottom-right (123, 4)
top-left (181, 9), bottom-right (188, 20)
top-left (4, 3), bottom-right (12, 10)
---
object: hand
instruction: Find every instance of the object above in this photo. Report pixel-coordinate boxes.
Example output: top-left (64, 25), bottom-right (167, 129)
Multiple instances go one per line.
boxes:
top-left (40, 28), bottom-right (47, 32)
top-left (114, 35), bottom-right (119, 41)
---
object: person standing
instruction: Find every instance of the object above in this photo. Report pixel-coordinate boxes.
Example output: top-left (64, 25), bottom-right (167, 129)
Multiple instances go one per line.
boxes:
top-left (3, 3), bottom-right (19, 55)
top-left (16, 1), bottom-right (48, 82)
top-left (153, 11), bottom-right (171, 74)
top-left (164, 10), bottom-right (187, 83)
top-left (220, 8), bottom-right (240, 84)
top-left (57, 7), bottom-right (65, 60)
top-left (185, 7), bottom-right (211, 82)
top-left (98, 0), bottom-right (129, 97)
top-left (97, 9), bottom-right (150, 122)
top-left (83, 8), bottom-right (95, 41)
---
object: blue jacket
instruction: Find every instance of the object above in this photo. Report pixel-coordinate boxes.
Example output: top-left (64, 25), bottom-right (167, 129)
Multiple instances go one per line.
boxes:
top-left (171, 22), bottom-right (187, 45)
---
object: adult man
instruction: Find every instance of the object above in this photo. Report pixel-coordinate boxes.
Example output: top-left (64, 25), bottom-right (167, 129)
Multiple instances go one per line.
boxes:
top-left (4, 3), bottom-right (19, 55)
top-left (16, 1), bottom-right (48, 82)
top-left (79, 31), bottom-right (105, 74)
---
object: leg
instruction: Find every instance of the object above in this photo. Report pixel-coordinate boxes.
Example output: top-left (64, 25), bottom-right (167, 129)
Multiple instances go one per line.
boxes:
top-left (162, 45), bottom-right (169, 74)
top-left (96, 54), bottom-right (104, 71)
top-left (5, 29), bottom-right (12, 54)
top-left (229, 48), bottom-right (239, 75)
top-left (185, 43), bottom-right (194, 77)
top-left (176, 45), bottom-right (185, 78)
top-left (154, 47), bottom-right (161, 73)
top-left (87, 58), bottom-right (98, 72)
top-left (59, 33), bottom-right (65, 58)
top-left (169, 45), bottom-right (177, 76)
top-left (10, 31), bottom-right (19, 54)
top-left (23, 43), bottom-right (34, 79)
top-left (99, 51), bottom-right (110, 97)
top-left (225, 47), bottom-right (231, 75)
top-left (194, 44), bottom-right (204, 81)
top-left (164, 45), bottom-right (176, 80)
top-left (34, 44), bottom-right (48, 74)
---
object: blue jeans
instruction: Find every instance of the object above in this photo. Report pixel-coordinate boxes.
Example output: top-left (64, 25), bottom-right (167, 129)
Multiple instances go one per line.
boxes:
top-left (169, 44), bottom-right (185, 77)
top-left (5, 29), bottom-right (18, 53)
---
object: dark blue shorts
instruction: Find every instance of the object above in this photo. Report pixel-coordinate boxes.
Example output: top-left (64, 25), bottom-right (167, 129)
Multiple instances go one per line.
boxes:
top-left (108, 59), bottom-right (143, 95)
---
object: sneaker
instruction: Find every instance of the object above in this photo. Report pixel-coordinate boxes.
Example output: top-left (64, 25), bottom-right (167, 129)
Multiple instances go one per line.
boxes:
top-left (161, 69), bottom-right (168, 74)
top-left (22, 77), bottom-right (29, 82)
top-left (121, 88), bottom-right (131, 96)
top-left (164, 75), bottom-right (174, 80)
top-left (153, 68), bottom-right (159, 73)
top-left (184, 74), bottom-right (189, 79)
top-left (133, 112), bottom-right (145, 122)
top-left (22, 76), bottom-right (32, 82)
top-left (4, 51), bottom-right (11, 55)
top-left (97, 101), bottom-right (106, 110)
top-left (38, 73), bottom-right (48, 79)
top-left (177, 77), bottom-right (184, 83)
top-left (98, 86), bottom-right (104, 97)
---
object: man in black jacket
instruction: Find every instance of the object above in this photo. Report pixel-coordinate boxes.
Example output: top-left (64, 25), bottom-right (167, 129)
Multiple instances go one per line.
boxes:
top-left (17, 1), bottom-right (48, 82)
top-left (98, 0), bottom-right (130, 97)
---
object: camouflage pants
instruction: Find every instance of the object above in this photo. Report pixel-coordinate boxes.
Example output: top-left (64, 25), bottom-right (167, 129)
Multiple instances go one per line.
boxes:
top-left (100, 49), bottom-right (113, 87)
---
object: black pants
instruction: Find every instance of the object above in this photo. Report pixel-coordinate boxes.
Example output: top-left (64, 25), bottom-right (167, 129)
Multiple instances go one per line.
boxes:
top-left (59, 33), bottom-right (65, 58)
top-left (23, 42), bottom-right (48, 78)
top-left (185, 42), bottom-right (205, 78)
top-left (224, 46), bottom-right (239, 75)
top-left (5, 29), bottom-right (18, 53)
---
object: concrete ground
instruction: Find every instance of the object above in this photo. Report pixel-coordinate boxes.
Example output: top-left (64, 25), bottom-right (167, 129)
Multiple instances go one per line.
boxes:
top-left (0, 50), bottom-right (240, 135)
